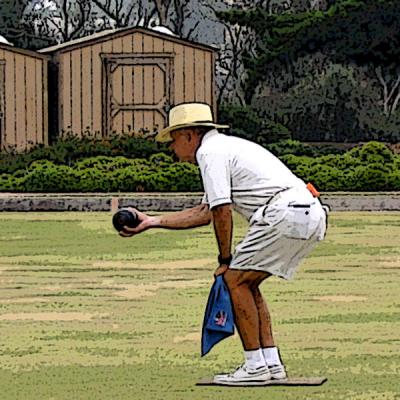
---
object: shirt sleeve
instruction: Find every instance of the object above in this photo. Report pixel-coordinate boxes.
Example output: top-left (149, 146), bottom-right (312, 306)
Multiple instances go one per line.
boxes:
top-left (197, 151), bottom-right (232, 209)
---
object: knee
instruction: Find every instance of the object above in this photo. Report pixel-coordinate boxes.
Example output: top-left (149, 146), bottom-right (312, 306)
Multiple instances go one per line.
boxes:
top-left (224, 269), bottom-right (239, 291)
top-left (224, 269), bottom-right (244, 292)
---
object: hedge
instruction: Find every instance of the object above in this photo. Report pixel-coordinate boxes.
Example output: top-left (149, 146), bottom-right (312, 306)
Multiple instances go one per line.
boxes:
top-left (0, 141), bottom-right (399, 192)
top-left (0, 134), bottom-right (171, 175)
top-left (280, 142), bottom-right (400, 191)
top-left (0, 154), bottom-right (203, 192)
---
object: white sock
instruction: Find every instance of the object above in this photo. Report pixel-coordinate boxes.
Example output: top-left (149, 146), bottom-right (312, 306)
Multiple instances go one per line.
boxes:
top-left (244, 349), bottom-right (266, 369)
top-left (262, 347), bottom-right (282, 367)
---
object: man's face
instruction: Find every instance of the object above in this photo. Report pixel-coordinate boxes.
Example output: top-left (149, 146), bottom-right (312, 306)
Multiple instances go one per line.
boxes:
top-left (168, 128), bottom-right (200, 163)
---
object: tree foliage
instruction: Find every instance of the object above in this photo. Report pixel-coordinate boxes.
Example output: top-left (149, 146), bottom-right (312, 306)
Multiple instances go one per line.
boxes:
top-left (219, 1), bottom-right (400, 94)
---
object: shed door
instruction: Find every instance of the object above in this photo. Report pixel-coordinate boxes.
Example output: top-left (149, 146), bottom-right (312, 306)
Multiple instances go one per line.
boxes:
top-left (102, 54), bottom-right (174, 137)
top-left (0, 61), bottom-right (5, 149)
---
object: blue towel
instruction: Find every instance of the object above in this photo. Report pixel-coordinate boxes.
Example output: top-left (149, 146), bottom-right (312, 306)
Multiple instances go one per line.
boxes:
top-left (201, 275), bottom-right (235, 356)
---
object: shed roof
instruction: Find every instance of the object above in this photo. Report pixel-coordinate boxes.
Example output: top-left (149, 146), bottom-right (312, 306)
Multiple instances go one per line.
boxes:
top-left (0, 43), bottom-right (50, 60)
top-left (38, 26), bottom-right (218, 54)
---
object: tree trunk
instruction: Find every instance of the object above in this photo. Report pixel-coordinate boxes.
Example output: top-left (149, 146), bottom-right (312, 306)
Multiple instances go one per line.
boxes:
top-left (154, 0), bottom-right (172, 26)
top-left (375, 66), bottom-right (400, 117)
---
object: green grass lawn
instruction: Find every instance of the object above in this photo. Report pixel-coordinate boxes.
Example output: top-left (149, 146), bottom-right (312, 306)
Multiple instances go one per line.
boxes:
top-left (0, 211), bottom-right (399, 400)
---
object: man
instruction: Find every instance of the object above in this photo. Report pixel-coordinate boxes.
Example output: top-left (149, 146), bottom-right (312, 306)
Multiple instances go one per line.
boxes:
top-left (120, 102), bottom-right (328, 383)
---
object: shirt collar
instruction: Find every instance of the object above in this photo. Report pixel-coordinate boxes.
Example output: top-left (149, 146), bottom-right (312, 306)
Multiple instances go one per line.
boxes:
top-left (200, 128), bottom-right (219, 146)
top-left (195, 129), bottom-right (219, 162)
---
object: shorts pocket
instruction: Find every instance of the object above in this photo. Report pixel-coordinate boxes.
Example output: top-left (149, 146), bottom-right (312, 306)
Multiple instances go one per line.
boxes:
top-left (283, 206), bottom-right (319, 240)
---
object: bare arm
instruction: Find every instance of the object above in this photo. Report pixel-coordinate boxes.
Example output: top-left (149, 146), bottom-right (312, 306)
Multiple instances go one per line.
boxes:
top-left (119, 203), bottom-right (212, 237)
top-left (212, 203), bottom-right (233, 267)
top-left (152, 203), bottom-right (212, 229)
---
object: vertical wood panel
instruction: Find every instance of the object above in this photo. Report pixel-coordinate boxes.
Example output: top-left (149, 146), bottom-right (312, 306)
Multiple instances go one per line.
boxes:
top-left (152, 37), bottom-right (164, 52)
top-left (163, 39), bottom-right (174, 120)
top-left (15, 54), bottom-right (26, 150)
top-left (153, 66), bottom-right (164, 105)
top-left (133, 31), bottom-right (142, 48)
top-left (111, 65), bottom-right (123, 134)
top-left (0, 49), bottom-right (5, 149)
top-left (133, 64), bottom-right (143, 134)
top-left (122, 35), bottom-right (133, 52)
top-left (152, 37), bottom-right (164, 133)
top-left (71, 49), bottom-right (82, 135)
top-left (81, 47), bottom-right (92, 136)
top-left (133, 33), bottom-right (144, 134)
top-left (204, 51), bottom-right (212, 106)
top-left (112, 37), bottom-right (123, 53)
top-left (35, 58), bottom-right (41, 145)
top-left (4, 50), bottom-right (14, 147)
top-left (211, 51), bottom-right (217, 119)
top-left (25, 57), bottom-right (36, 147)
top-left (142, 34), bottom-right (153, 52)
top-left (35, 59), bottom-right (42, 145)
top-left (61, 52), bottom-right (71, 135)
top-left (153, 66), bottom-right (165, 133)
top-left (42, 59), bottom-right (48, 145)
top-left (194, 49), bottom-right (205, 102)
top-left (143, 64), bottom-right (153, 134)
top-left (5, 52), bottom-right (17, 146)
top-left (112, 37), bottom-right (123, 134)
top-left (184, 46), bottom-right (194, 103)
top-left (143, 35), bottom-right (153, 133)
top-left (173, 43), bottom-right (184, 105)
top-left (91, 44), bottom-right (102, 136)
top-left (122, 65), bottom-right (133, 134)
top-left (122, 35), bottom-right (133, 134)
top-left (102, 40), bottom-right (113, 137)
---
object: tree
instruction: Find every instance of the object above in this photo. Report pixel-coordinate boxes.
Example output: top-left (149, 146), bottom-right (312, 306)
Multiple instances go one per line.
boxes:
top-left (89, 0), bottom-right (157, 28)
top-left (220, 0), bottom-right (400, 117)
top-left (257, 62), bottom-right (368, 141)
top-left (0, 0), bottom-right (51, 48)
top-left (154, 0), bottom-right (172, 26)
top-left (22, 0), bottom-right (92, 43)
top-left (199, 1), bottom-right (257, 106)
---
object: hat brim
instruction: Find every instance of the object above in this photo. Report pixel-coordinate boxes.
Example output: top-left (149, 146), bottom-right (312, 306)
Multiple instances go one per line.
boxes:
top-left (155, 122), bottom-right (230, 142)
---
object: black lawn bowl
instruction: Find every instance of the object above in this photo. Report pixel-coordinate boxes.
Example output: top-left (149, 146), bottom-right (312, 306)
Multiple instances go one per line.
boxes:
top-left (112, 209), bottom-right (140, 232)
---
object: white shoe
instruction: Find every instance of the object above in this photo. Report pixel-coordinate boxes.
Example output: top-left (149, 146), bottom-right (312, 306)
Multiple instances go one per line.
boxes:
top-left (269, 364), bottom-right (287, 380)
top-left (214, 364), bottom-right (271, 384)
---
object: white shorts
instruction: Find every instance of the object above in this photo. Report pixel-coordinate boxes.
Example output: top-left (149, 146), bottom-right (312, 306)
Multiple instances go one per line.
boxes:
top-left (230, 187), bottom-right (328, 280)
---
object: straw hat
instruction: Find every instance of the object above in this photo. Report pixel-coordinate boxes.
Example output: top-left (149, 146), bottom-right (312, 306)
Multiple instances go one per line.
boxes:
top-left (156, 103), bottom-right (230, 142)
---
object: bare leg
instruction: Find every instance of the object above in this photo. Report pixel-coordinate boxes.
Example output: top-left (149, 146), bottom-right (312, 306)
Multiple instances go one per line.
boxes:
top-left (224, 269), bottom-right (269, 351)
top-left (252, 287), bottom-right (275, 348)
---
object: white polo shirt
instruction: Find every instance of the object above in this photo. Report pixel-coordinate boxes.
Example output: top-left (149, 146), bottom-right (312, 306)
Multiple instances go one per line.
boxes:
top-left (196, 129), bottom-right (307, 221)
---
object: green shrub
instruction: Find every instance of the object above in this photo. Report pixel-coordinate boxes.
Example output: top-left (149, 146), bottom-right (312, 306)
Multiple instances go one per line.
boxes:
top-left (1, 141), bottom-right (399, 192)
top-left (351, 164), bottom-right (390, 191)
top-left (281, 144), bottom-right (399, 191)
top-left (347, 141), bottom-right (394, 164)
top-left (73, 156), bottom-right (149, 172)
top-left (388, 169), bottom-right (400, 190)
top-left (20, 164), bottom-right (79, 192)
top-left (0, 135), bottom-right (170, 174)
top-left (267, 140), bottom-right (316, 157)
top-left (148, 153), bottom-right (174, 166)
top-left (0, 154), bottom-right (202, 192)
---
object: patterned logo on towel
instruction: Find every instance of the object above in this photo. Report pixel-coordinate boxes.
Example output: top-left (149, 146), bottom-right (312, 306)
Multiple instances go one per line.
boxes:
top-left (214, 310), bottom-right (227, 327)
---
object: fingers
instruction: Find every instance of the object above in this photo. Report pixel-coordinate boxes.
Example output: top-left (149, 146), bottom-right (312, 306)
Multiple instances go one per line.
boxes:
top-left (118, 230), bottom-right (133, 238)
top-left (126, 207), bottom-right (147, 220)
top-left (121, 221), bottom-right (146, 234)
top-left (116, 209), bottom-right (151, 237)
top-left (214, 265), bottom-right (229, 277)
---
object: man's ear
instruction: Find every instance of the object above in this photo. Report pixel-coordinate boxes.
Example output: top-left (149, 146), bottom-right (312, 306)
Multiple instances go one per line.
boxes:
top-left (186, 130), bottom-right (195, 142)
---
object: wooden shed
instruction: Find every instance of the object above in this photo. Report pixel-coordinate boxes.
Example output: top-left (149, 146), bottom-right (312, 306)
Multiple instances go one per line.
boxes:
top-left (39, 27), bottom-right (217, 139)
top-left (0, 44), bottom-right (49, 152)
